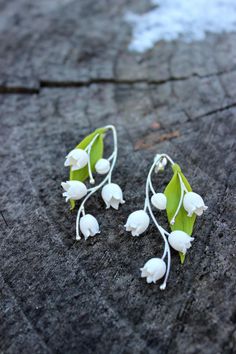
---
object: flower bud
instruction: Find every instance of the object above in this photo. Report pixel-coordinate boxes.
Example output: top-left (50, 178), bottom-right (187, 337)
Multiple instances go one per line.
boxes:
top-left (162, 157), bottom-right (167, 167)
top-left (95, 158), bottom-right (110, 175)
top-left (183, 192), bottom-right (208, 217)
top-left (125, 210), bottom-right (150, 236)
top-left (154, 154), bottom-right (162, 163)
top-left (64, 148), bottom-right (89, 171)
top-left (140, 258), bottom-right (166, 283)
top-left (101, 183), bottom-right (125, 210)
top-left (168, 230), bottom-right (194, 254)
top-left (80, 214), bottom-right (100, 240)
top-left (154, 156), bottom-right (167, 173)
top-left (151, 193), bottom-right (167, 210)
top-left (61, 181), bottom-right (87, 202)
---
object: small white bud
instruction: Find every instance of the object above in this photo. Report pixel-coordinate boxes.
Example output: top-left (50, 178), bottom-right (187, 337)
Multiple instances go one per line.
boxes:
top-left (151, 193), bottom-right (167, 210)
top-left (64, 148), bottom-right (89, 171)
top-left (80, 214), bottom-right (100, 240)
top-left (168, 230), bottom-right (194, 254)
top-left (154, 154), bottom-right (162, 163)
top-left (183, 192), bottom-right (208, 217)
top-left (154, 156), bottom-right (167, 173)
top-left (125, 210), bottom-right (150, 236)
top-left (95, 158), bottom-right (110, 175)
top-left (162, 157), bottom-right (167, 167)
top-left (140, 258), bottom-right (166, 283)
top-left (61, 181), bottom-right (87, 202)
top-left (101, 183), bottom-right (125, 210)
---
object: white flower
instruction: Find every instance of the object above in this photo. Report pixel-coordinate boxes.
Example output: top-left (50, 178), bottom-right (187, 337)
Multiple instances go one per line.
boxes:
top-left (154, 154), bottom-right (162, 163)
top-left (151, 193), bottom-right (167, 210)
top-left (80, 214), bottom-right (100, 240)
top-left (154, 155), bottom-right (167, 173)
top-left (101, 183), bottom-right (125, 210)
top-left (125, 210), bottom-right (150, 236)
top-left (95, 158), bottom-right (110, 175)
top-left (140, 258), bottom-right (166, 283)
top-left (61, 181), bottom-right (87, 202)
top-left (183, 192), bottom-right (208, 217)
top-left (168, 230), bottom-right (194, 254)
top-left (64, 148), bottom-right (89, 171)
top-left (162, 157), bottom-right (167, 167)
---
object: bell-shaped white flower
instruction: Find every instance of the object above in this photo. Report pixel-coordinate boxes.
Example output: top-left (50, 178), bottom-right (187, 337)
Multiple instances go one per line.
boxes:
top-left (168, 230), bottom-right (194, 254)
top-left (101, 183), bottom-right (125, 210)
top-left (61, 181), bottom-right (87, 202)
top-left (95, 158), bottom-right (110, 175)
top-left (64, 148), bottom-right (89, 171)
top-left (154, 155), bottom-right (167, 173)
top-left (140, 258), bottom-right (166, 283)
top-left (125, 210), bottom-right (150, 236)
top-left (151, 193), bottom-right (167, 210)
top-left (183, 192), bottom-right (208, 217)
top-left (80, 214), bottom-right (100, 240)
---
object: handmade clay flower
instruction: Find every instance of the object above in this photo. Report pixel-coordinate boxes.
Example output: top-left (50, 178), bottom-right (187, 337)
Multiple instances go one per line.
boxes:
top-left (125, 210), bottom-right (150, 236)
top-left (162, 157), bottom-right (167, 167)
top-left (140, 258), bottom-right (166, 283)
top-left (61, 181), bottom-right (87, 202)
top-left (154, 155), bottom-right (167, 172)
top-left (101, 183), bottom-right (125, 210)
top-left (95, 158), bottom-right (110, 175)
top-left (151, 193), bottom-right (167, 210)
top-left (80, 214), bottom-right (100, 240)
top-left (183, 192), bottom-right (208, 217)
top-left (168, 230), bottom-right (194, 254)
top-left (64, 148), bottom-right (89, 171)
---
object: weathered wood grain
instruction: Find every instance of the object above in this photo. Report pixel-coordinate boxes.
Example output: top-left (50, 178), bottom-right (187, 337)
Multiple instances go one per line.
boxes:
top-left (0, 1), bottom-right (236, 353)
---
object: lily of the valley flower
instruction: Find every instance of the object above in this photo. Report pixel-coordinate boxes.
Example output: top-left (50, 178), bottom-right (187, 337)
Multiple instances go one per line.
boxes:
top-left (168, 230), bottom-right (194, 254)
top-left (140, 258), bottom-right (166, 283)
top-left (183, 191), bottom-right (208, 217)
top-left (61, 181), bottom-right (87, 202)
top-left (154, 155), bottom-right (167, 173)
top-left (95, 158), bottom-right (110, 175)
top-left (125, 210), bottom-right (150, 236)
top-left (64, 148), bottom-right (89, 171)
top-left (80, 214), bottom-right (100, 240)
top-left (151, 193), bottom-right (167, 210)
top-left (101, 183), bottom-right (125, 210)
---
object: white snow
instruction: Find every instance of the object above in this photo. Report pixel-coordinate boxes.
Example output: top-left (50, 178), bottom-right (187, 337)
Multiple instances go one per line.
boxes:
top-left (125, 0), bottom-right (236, 52)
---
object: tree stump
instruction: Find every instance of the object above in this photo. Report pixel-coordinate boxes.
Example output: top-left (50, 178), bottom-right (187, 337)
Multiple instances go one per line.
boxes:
top-left (0, 1), bottom-right (235, 353)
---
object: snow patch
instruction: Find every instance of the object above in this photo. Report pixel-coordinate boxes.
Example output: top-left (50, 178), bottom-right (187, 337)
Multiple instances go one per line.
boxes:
top-left (125, 0), bottom-right (236, 52)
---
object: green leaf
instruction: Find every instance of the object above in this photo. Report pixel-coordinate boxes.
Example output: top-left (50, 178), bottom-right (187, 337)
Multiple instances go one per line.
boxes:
top-left (70, 200), bottom-right (75, 211)
top-left (69, 127), bottom-right (107, 209)
top-left (179, 252), bottom-right (185, 264)
top-left (164, 163), bottom-right (196, 263)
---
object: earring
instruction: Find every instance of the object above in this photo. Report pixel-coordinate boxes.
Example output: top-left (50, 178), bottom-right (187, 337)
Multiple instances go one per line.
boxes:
top-left (125, 154), bottom-right (208, 290)
top-left (62, 125), bottom-right (125, 240)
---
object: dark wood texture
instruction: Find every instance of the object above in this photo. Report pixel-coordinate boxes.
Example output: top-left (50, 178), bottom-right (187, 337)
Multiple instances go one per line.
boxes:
top-left (0, 1), bottom-right (236, 353)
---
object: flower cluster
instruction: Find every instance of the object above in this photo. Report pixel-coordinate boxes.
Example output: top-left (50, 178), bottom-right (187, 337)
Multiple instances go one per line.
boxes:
top-left (61, 126), bottom-right (124, 240)
top-left (125, 154), bottom-right (208, 289)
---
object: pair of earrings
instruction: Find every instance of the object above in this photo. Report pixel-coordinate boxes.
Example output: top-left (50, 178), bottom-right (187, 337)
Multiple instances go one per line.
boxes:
top-left (61, 125), bottom-right (208, 290)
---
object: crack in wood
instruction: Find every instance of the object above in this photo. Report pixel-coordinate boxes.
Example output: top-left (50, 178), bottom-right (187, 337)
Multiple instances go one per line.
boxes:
top-left (0, 86), bottom-right (39, 94)
top-left (0, 211), bottom-right (9, 228)
top-left (195, 102), bottom-right (236, 119)
top-left (0, 67), bottom-right (236, 94)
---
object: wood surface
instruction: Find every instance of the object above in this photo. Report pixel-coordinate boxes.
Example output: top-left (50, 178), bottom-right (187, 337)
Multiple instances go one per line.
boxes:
top-left (0, 1), bottom-right (236, 353)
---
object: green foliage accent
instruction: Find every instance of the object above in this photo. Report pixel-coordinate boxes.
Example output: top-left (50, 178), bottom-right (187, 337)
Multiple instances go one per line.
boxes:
top-left (164, 163), bottom-right (196, 263)
top-left (69, 127), bottom-right (107, 209)
top-left (179, 252), bottom-right (185, 264)
top-left (70, 199), bottom-right (75, 211)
